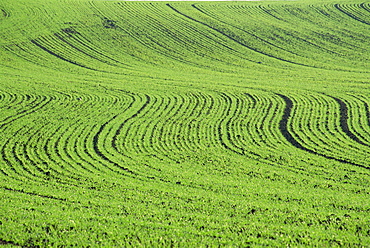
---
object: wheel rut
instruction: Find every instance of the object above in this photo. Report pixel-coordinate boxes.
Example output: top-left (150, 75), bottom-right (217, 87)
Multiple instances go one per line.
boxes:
top-left (277, 93), bottom-right (369, 170)
top-left (332, 96), bottom-right (370, 147)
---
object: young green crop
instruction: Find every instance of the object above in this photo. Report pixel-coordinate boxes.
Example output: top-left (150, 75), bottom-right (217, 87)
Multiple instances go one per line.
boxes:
top-left (0, 0), bottom-right (369, 246)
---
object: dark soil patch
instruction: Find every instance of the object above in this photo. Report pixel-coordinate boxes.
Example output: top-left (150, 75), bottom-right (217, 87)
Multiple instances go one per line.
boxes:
top-left (102, 17), bottom-right (117, 29)
top-left (0, 238), bottom-right (21, 246)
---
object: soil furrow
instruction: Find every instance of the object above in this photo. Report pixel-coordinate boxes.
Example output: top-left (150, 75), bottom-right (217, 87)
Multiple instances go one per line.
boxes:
top-left (331, 96), bottom-right (370, 147)
top-left (277, 93), bottom-right (369, 169)
top-left (30, 39), bottom-right (98, 71)
top-left (334, 4), bottom-right (370, 25)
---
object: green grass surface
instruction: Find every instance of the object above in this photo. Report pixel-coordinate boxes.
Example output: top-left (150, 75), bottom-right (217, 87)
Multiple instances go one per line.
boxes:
top-left (0, 0), bottom-right (369, 246)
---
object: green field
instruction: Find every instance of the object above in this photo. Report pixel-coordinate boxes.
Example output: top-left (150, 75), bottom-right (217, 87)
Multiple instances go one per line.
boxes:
top-left (0, 0), bottom-right (369, 246)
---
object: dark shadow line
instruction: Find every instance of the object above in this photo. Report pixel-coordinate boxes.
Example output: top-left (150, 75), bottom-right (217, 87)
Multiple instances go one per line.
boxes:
top-left (92, 114), bottom-right (137, 175)
top-left (0, 96), bottom-right (51, 129)
top-left (334, 4), bottom-right (370, 25)
top-left (1, 9), bottom-right (9, 18)
top-left (1, 186), bottom-right (67, 201)
top-left (332, 96), bottom-right (370, 147)
top-left (112, 94), bottom-right (151, 153)
top-left (360, 2), bottom-right (370, 13)
top-left (276, 93), bottom-right (369, 170)
top-left (54, 32), bottom-right (130, 68)
top-left (167, 3), bottom-right (315, 68)
top-left (31, 40), bottom-right (98, 71)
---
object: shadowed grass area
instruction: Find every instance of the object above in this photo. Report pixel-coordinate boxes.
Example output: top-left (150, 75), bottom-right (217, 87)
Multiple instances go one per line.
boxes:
top-left (0, 0), bottom-right (369, 246)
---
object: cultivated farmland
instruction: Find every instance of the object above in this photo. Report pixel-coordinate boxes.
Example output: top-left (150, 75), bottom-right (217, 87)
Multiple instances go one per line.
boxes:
top-left (0, 0), bottom-right (369, 246)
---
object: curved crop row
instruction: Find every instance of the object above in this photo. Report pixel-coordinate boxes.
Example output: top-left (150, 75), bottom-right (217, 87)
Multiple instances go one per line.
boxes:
top-left (1, 88), bottom-right (369, 189)
top-left (5, 90), bottom-right (369, 178)
top-left (278, 92), bottom-right (369, 169)
top-left (0, 0), bottom-right (369, 246)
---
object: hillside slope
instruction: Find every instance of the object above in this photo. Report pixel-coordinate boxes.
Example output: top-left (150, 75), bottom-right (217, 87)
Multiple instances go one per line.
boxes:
top-left (0, 0), bottom-right (369, 246)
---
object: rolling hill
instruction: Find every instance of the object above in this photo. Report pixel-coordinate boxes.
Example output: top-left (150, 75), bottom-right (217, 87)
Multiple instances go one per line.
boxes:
top-left (0, 0), bottom-right (369, 246)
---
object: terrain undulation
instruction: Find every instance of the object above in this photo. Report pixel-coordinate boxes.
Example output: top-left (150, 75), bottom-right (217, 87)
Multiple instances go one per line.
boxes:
top-left (0, 0), bottom-right (369, 246)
